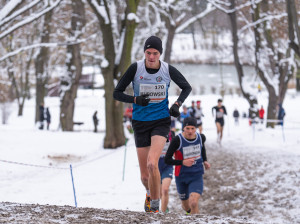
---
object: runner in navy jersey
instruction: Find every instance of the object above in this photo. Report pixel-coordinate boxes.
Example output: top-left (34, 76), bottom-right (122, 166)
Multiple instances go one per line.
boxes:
top-left (212, 99), bottom-right (227, 144)
top-left (165, 117), bottom-right (210, 214)
top-left (113, 36), bottom-right (192, 212)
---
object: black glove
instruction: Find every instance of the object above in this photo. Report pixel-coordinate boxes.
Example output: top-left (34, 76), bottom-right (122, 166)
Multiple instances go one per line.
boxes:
top-left (135, 94), bottom-right (150, 106)
top-left (169, 103), bottom-right (180, 117)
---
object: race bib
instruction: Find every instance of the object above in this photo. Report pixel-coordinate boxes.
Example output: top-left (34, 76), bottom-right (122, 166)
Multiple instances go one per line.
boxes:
top-left (139, 83), bottom-right (166, 103)
top-left (182, 144), bottom-right (201, 160)
top-left (216, 111), bottom-right (223, 118)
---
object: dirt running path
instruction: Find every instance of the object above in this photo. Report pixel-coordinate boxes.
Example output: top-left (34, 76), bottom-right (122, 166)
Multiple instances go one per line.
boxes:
top-left (168, 142), bottom-right (300, 224)
top-left (0, 201), bottom-right (256, 224)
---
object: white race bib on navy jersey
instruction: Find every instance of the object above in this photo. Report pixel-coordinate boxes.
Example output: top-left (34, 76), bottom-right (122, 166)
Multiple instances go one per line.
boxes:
top-left (182, 144), bottom-right (201, 160)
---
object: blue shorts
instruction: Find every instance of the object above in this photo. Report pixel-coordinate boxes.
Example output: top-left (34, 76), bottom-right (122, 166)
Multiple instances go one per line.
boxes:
top-left (175, 173), bottom-right (203, 200)
top-left (170, 120), bottom-right (176, 129)
top-left (158, 157), bottom-right (173, 181)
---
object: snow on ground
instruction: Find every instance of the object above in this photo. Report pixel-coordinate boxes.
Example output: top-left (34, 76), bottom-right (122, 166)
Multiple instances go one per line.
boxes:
top-left (0, 89), bottom-right (300, 223)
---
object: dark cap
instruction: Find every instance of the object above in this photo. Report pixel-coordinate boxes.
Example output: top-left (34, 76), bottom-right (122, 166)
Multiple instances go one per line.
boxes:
top-left (183, 117), bottom-right (197, 128)
top-left (144, 36), bottom-right (163, 54)
top-left (218, 99), bottom-right (222, 102)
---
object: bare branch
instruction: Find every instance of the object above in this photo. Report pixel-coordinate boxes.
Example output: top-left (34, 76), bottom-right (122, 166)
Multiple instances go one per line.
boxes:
top-left (0, 0), bottom-right (41, 28)
top-left (0, 0), bottom-right (62, 40)
top-left (176, 3), bottom-right (216, 33)
top-left (0, 0), bottom-right (24, 21)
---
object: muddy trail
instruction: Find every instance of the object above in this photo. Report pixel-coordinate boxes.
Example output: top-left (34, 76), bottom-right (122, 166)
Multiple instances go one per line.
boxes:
top-left (1, 143), bottom-right (299, 224)
top-left (168, 142), bottom-right (300, 224)
top-left (0, 201), bottom-right (256, 224)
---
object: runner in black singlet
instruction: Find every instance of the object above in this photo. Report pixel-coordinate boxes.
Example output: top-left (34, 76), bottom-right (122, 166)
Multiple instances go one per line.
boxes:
top-left (212, 99), bottom-right (227, 144)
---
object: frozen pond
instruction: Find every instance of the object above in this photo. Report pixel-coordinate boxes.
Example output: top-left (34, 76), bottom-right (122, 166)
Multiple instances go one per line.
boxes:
top-left (169, 63), bottom-right (255, 95)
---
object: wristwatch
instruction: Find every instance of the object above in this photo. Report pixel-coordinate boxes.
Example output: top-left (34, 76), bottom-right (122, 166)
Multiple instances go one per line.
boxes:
top-left (175, 100), bottom-right (182, 107)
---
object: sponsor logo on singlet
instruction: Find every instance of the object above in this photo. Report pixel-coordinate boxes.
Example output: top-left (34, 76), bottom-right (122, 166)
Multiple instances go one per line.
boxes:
top-left (216, 111), bottom-right (223, 118)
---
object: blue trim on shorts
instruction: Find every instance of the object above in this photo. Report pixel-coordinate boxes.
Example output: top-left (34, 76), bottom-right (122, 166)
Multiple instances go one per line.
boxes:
top-left (175, 173), bottom-right (203, 200)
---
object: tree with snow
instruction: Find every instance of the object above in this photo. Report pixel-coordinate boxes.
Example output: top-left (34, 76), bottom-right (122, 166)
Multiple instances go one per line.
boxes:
top-left (145, 0), bottom-right (215, 63)
top-left (211, 0), bottom-right (295, 128)
top-left (0, 0), bottom-right (62, 121)
top-left (286, 0), bottom-right (300, 91)
top-left (87, 0), bottom-right (140, 148)
top-left (59, 0), bottom-right (86, 131)
top-left (251, 0), bottom-right (293, 127)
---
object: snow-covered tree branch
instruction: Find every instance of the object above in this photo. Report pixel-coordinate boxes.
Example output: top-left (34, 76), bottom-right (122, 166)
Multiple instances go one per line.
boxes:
top-left (0, 0), bottom-right (62, 40)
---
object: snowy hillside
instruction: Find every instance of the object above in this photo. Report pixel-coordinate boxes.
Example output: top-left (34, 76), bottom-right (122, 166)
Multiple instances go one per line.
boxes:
top-left (0, 89), bottom-right (300, 223)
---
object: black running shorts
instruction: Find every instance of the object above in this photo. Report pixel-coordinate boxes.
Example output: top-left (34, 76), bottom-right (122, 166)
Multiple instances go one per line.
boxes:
top-left (132, 117), bottom-right (171, 148)
top-left (196, 120), bottom-right (202, 127)
top-left (215, 118), bottom-right (224, 127)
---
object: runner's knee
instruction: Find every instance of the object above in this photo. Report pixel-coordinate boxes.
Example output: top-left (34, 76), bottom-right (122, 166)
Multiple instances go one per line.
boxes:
top-left (147, 161), bottom-right (157, 174)
top-left (189, 200), bottom-right (198, 210)
top-left (141, 175), bottom-right (148, 185)
top-left (161, 186), bottom-right (169, 196)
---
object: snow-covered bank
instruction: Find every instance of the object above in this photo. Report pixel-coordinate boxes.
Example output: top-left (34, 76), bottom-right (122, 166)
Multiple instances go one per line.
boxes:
top-left (171, 33), bottom-right (252, 65)
top-left (0, 89), bottom-right (300, 223)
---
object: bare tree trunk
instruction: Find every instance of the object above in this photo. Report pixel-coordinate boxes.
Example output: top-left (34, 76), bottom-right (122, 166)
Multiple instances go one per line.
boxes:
top-left (164, 24), bottom-right (176, 64)
top-left (89, 0), bottom-right (118, 147)
top-left (251, 1), bottom-right (293, 127)
top-left (18, 47), bottom-right (34, 116)
top-left (4, 35), bottom-right (19, 106)
top-left (228, 0), bottom-right (258, 119)
top-left (296, 59), bottom-right (300, 91)
top-left (60, 0), bottom-right (85, 131)
top-left (34, 8), bottom-right (52, 123)
top-left (287, 0), bottom-right (300, 93)
top-left (7, 59), bottom-right (20, 104)
top-left (110, 0), bottom-right (140, 148)
top-left (59, 43), bottom-right (81, 131)
top-left (286, 0), bottom-right (300, 57)
top-left (88, 0), bottom-right (139, 148)
top-left (251, 3), bottom-right (277, 128)
top-left (191, 24), bottom-right (197, 49)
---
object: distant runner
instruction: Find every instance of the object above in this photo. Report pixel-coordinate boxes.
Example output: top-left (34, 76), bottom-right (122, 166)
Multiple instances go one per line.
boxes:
top-left (212, 99), bottom-right (227, 144)
top-left (194, 100), bottom-right (204, 133)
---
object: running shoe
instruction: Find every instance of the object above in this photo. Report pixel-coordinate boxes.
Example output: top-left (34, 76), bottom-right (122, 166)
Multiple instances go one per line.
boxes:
top-left (144, 194), bottom-right (151, 212)
top-left (165, 207), bottom-right (169, 213)
top-left (150, 207), bottom-right (159, 213)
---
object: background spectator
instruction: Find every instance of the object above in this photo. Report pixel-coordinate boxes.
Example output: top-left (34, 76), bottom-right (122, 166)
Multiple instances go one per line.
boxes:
top-left (233, 108), bottom-right (240, 125)
top-left (93, 111), bottom-right (99, 132)
top-left (46, 107), bottom-right (51, 130)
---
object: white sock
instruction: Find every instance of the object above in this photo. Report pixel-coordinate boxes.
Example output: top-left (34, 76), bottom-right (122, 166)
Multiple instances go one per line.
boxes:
top-left (150, 199), bottom-right (160, 209)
